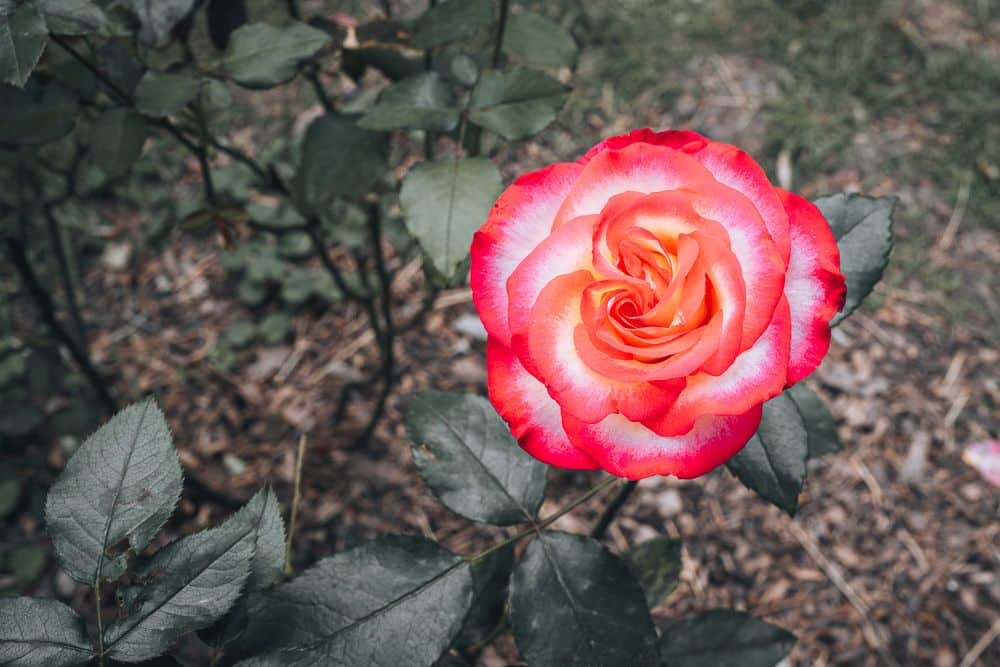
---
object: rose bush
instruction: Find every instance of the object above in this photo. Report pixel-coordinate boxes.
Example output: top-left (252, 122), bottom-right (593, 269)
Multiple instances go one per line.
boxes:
top-left (471, 129), bottom-right (846, 479)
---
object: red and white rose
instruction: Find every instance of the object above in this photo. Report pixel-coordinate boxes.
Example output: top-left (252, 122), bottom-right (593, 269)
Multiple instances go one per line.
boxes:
top-left (470, 129), bottom-right (846, 479)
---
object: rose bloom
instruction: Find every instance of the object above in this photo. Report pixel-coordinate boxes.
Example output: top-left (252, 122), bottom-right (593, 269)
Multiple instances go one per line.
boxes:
top-left (470, 129), bottom-right (846, 479)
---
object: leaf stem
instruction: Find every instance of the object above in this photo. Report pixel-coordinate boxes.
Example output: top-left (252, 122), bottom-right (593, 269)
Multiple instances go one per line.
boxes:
top-left (468, 476), bottom-right (619, 564)
top-left (353, 202), bottom-right (396, 447)
top-left (284, 434), bottom-right (308, 576)
top-left (467, 0), bottom-right (511, 156)
top-left (590, 480), bottom-right (638, 540)
top-left (94, 580), bottom-right (105, 665)
top-left (492, 0), bottom-right (511, 69)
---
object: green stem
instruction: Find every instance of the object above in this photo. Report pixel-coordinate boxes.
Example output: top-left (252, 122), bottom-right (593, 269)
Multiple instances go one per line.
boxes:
top-left (467, 0), bottom-right (511, 156)
top-left (492, 0), bottom-right (511, 68)
top-left (467, 476), bottom-right (619, 564)
top-left (590, 480), bottom-right (638, 540)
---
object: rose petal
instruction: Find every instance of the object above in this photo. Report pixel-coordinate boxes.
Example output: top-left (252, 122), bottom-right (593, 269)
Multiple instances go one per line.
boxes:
top-left (471, 162), bottom-right (583, 347)
top-left (513, 270), bottom-right (685, 424)
top-left (505, 212), bottom-right (598, 349)
top-left (581, 129), bottom-right (791, 264)
top-left (641, 296), bottom-right (791, 437)
top-left (563, 405), bottom-right (763, 479)
top-left (552, 143), bottom-right (717, 229)
top-left (777, 189), bottom-right (846, 384)
top-left (487, 337), bottom-right (599, 470)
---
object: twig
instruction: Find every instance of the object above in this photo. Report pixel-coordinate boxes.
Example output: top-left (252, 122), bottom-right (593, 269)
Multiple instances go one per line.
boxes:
top-left (590, 480), bottom-right (638, 540)
top-left (284, 434), bottom-right (308, 577)
top-left (42, 204), bottom-right (87, 345)
top-left (959, 617), bottom-right (1000, 667)
top-left (786, 519), bottom-right (899, 666)
top-left (5, 237), bottom-right (116, 415)
top-left (936, 170), bottom-right (972, 251)
top-left (304, 220), bottom-right (367, 302)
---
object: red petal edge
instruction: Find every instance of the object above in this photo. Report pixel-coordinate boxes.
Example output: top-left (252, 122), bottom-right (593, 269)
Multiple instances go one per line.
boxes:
top-left (777, 189), bottom-right (846, 384)
top-left (470, 162), bottom-right (583, 347)
top-left (563, 404), bottom-right (763, 479)
top-left (487, 337), bottom-right (600, 470)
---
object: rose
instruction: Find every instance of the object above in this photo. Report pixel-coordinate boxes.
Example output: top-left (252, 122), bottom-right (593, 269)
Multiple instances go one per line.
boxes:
top-left (470, 129), bottom-right (845, 479)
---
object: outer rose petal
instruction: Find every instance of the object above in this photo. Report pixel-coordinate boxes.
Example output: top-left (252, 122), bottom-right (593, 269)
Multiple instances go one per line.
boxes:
top-left (563, 405), bottom-right (763, 480)
top-left (641, 297), bottom-right (792, 437)
top-left (487, 338), bottom-right (599, 470)
top-left (581, 129), bottom-right (791, 264)
top-left (471, 162), bottom-right (583, 347)
top-left (551, 143), bottom-right (718, 229)
top-left (777, 189), bottom-right (846, 384)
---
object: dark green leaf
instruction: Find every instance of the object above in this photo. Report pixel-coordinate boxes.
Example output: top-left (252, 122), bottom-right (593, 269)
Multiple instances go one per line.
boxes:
top-left (234, 535), bottom-right (474, 666)
top-left (0, 597), bottom-right (93, 666)
top-left (108, 658), bottom-right (182, 667)
top-left (813, 193), bottom-right (895, 326)
top-left (0, 400), bottom-right (43, 436)
top-left (0, 82), bottom-right (78, 144)
top-left (135, 70), bottom-right (203, 117)
top-left (9, 544), bottom-right (48, 584)
top-left (406, 391), bottom-right (547, 525)
top-left (206, 0), bottom-right (247, 50)
top-left (468, 67), bottom-right (568, 140)
top-left (726, 393), bottom-right (808, 516)
top-left (258, 313), bottom-right (291, 344)
top-left (229, 486), bottom-right (284, 591)
top-left (358, 72), bottom-right (459, 132)
top-left (502, 12), bottom-right (578, 68)
top-left (455, 544), bottom-right (514, 650)
top-left (129, 0), bottom-right (197, 44)
top-left (44, 399), bottom-right (183, 584)
top-left (786, 383), bottom-right (841, 459)
top-left (223, 21), bottom-right (329, 89)
top-left (98, 39), bottom-right (143, 96)
top-left (224, 320), bottom-right (256, 348)
top-left (657, 610), bottom-right (796, 666)
top-left (0, 3), bottom-right (47, 88)
top-left (399, 157), bottom-right (502, 278)
top-left (293, 113), bottom-right (387, 213)
top-left (623, 535), bottom-right (682, 609)
top-left (0, 476), bottom-right (22, 518)
top-left (36, 0), bottom-right (107, 36)
top-left (199, 486), bottom-right (286, 649)
top-left (510, 531), bottom-right (659, 667)
top-left (50, 404), bottom-right (101, 437)
top-left (103, 489), bottom-right (276, 661)
top-left (412, 0), bottom-right (493, 49)
top-left (90, 108), bottom-right (147, 178)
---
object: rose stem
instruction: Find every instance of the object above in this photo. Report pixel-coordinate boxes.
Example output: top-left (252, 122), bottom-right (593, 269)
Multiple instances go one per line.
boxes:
top-left (590, 480), bottom-right (639, 540)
